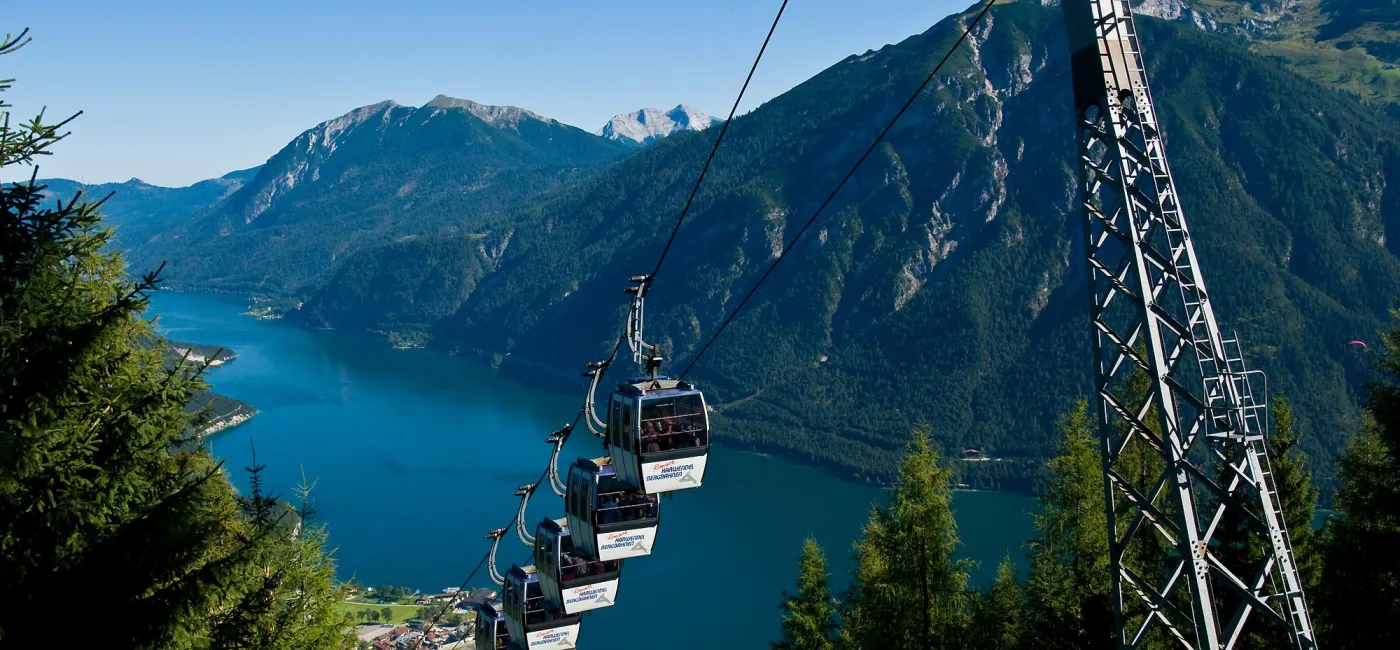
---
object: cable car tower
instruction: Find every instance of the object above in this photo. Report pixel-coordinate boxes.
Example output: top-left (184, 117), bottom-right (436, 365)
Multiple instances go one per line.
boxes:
top-left (1063, 0), bottom-right (1315, 648)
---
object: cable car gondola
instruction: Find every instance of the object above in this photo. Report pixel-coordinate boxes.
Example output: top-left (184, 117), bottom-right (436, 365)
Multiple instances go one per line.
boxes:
top-left (605, 376), bottom-right (709, 494)
top-left (566, 456), bottom-right (660, 560)
top-left (474, 600), bottom-right (510, 650)
top-left (533, 518), bottom-right (622, 614)
top-left (502, 565), bottom-right (581, 650)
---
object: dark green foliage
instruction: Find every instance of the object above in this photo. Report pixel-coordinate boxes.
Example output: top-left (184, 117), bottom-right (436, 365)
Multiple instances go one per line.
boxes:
top-left (1213, 396), bottom-right (1323, 648)
top-left (206, 461), bottom-right (353, 650)
top-left (295, 233), bottom-right (499, 336)
top-left (184, 389), bottom-right (255, 428)
top-left (772, 426), bottom-right (1025, 650)
top-left (289, 4), bottom-right (1400, 495)
top-left (834, 392), bottom-right (1327, 650)
top-left (38, 167), bottom-right (258, 248)
top-left (1, 57), bottom-right (234, 646)
top-left (1172, 0), bottom-right (1400, 106)
top-left (131, 98), bottom-right (629, 295)
top-left (1317, 315), bottom-right (1400, 648)
top-left (778, 392), bottom-right (1344, 650)
top-left (772, 537), bottom-right (838, 650)
top-left (842, 426), bottom-right (972, 650)
top-left (969, 557), bottom-right (1025, 650)
top-left (160, 340), bottom-right (256, 436)
top-left (0, 35), bottom-right (350, 648)
top-left (165, 338), bottom-right (237, 363)
top-left (1317, 0), bottom-right (1400, 44)
top-left (1317, 416), bottom-right (1400, 648)
top-left (370, 584), bottom-right (416, 601)
top-left (1366, 311), bottom-right (1400, 458)
top-left (1022, 400), bottom-right (1112, 650)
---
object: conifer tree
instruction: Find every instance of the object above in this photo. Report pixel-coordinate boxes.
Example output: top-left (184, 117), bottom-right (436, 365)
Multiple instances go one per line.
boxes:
top-left (1366, 313), bottom-right (1400, 459)
top-left (1318, 414), bottom-right (1400, 647)
top-left (0, 31), bottom-right (240, 646)
top-left (843, 426), bottom-right (972, 650)
top-left (772, 537), bottom-right (838, 650)
top-left (208, 463), bottom-right (354, 649)
top-left (0, 30), bottom-right (352, 648)
top-left (1213, 396), bottom-right (1321, 648)
top-left (1316, 316), bottom-right (1400, 647)
top-left (969, 557), bottom-right (1025, 650)
top-left (1264, 397), bottom-right (1321, 594)
top-left (1110, 367), bottom-right (1177, 649)
top-left (1023, 400), bottom-right (1112, 650)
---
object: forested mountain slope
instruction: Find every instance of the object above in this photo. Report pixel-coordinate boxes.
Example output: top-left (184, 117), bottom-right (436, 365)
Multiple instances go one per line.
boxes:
top-left (130, 96), bottom-right (630, 295)
top-left (1134, 0), bottom-right (1400, 113)
top-left (38, 167), bottom-right (259, 249)
top-left (310, 2), bottom-right (1398, 491)
top-left (295, 233), bottom-right (501, 339)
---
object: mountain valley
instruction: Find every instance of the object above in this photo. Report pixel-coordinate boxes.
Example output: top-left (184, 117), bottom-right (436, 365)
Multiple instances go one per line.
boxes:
top-left (301, 2), bottom-right (1400, 492)
top-left (122, 96), bottom-right (632, 295)
top-left (54, 0), bottom-right (1400, 494)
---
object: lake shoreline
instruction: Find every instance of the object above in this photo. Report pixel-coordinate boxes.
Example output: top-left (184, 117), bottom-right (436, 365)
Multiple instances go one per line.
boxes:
top-left (146, 290), bottom-right (1040, 649)
top-left (199, 408), bottom-right (257, 438)
top-left (276, 315), bottom-right (1045, 499)
top-left (158, 288), bottom-right (1045, 497)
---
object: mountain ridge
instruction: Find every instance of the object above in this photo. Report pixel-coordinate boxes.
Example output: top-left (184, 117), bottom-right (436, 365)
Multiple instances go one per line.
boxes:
top-left (39, 166), bottom-right (261, 248)
top-left (300, 2), bottom-right (1400, 493)
top-left (129, 96), bottom-right (630, 294)
top-left (1127, 0), bottom-right (1400, 112)
top-left (88, 0), bottom-right (1400, 493)
top-left (423, 94), bottom-right (556, 129)
top-left (596, 104), bottom-right (721, 146)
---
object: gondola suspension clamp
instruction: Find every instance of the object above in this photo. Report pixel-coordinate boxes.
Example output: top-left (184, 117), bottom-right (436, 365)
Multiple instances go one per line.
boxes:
top-left (512, 484), bottom-right (536, 546)
top-left (546, 423), bottom-right (573, 497)
top-left (583, 360), bottom-right (611, 437)
top-left (485, 528), bottom-right (508, 586)
top-left (624, 274), bottom-right (664, 379)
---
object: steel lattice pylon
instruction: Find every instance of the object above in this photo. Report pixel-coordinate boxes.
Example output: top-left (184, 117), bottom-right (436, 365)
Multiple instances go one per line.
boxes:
top-left (1062, 1), bottom-right (1316, 648)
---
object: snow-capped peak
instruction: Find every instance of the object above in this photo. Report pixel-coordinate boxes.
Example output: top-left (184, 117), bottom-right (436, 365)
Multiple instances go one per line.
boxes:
top-left (595, 105), bottom-right (720, 147)
top-left (424, 95), bottom-right (553, 129)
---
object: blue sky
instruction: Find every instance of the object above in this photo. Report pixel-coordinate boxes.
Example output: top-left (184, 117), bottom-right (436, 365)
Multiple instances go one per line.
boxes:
top-left (3, 0), bottom-right (969, 187)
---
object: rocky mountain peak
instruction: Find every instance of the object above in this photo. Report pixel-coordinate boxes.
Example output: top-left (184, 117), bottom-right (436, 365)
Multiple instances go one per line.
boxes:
top-left (595, 105), bottom-right (720, 147)
top-left (423, 95), bottom-right (553, 129)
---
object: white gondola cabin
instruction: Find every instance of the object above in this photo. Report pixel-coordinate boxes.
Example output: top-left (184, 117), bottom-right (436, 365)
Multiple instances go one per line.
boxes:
top-left (533, 518), bottom-right (623, 615)
top-left (474, 601), bottom-right (510, 650)
top-left (606, 376), bottom-right (709, 494)
top-left (566, 456), bottom-right (660, 561)
top-left (502, 565), bottom-right (581, 650)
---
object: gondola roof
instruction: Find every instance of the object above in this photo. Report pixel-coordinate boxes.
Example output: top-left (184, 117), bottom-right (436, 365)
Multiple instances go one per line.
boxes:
top-left (537, 518), bottom-right (567, 536)
top-left (616, 376), bottom-right (696, 396)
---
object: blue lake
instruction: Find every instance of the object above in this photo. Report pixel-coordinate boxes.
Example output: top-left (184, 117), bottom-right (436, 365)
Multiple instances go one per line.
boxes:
top-left (149, 291), bottom-right (1037, 648)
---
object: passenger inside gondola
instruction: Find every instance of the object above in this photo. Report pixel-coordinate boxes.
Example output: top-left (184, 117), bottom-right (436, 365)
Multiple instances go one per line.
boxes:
top-left (522, 582), bottom-right (570, 625)
top-left (595, 490), bottom-right (658, 523)
top-left (558, 535), bottom-right (619, 581)
top-left (638, 395), bottom-right (707, 452)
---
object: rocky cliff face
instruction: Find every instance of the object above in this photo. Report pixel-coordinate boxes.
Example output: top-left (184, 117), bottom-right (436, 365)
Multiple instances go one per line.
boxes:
top-left (596, 105), bottom-right (721, 146)
top-left (254, 3), bottom-right (1400, 488)
top-left (1130, 0), bottom-right (1400, 109)
top-left (304, 3), bottom-right (1390, 486)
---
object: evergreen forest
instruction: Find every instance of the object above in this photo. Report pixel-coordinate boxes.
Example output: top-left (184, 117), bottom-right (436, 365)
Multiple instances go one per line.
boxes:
top-left (772, 333), bottom-right (1400, 648)
top-left (0, 32), bottom-right (355, 648)
top-left (6, 0), bottom-right (1400, 648)
top-left (285, 3), bottom-right (1400, 497)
